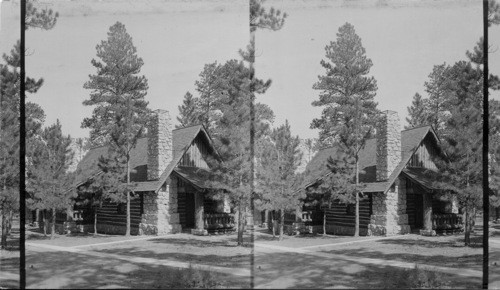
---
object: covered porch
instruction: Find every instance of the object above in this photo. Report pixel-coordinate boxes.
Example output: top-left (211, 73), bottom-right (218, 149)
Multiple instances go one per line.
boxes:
top-left (173, 167), bottom-right (234, 235)
top-left (402, 167), bottom-right (462, 235)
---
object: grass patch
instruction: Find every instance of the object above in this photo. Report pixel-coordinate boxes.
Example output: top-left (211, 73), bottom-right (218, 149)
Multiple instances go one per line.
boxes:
top-left (382, 265), bottom-right (451, 289)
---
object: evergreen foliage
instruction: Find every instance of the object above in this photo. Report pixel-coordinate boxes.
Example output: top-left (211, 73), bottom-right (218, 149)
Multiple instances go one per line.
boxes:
top-left (256, 120), bottom-right (303, 241)
top-left (196, 59), bottom-right (273, 245)
top-left (431, 60), bottom-right (500, 246)
top-left (176, 92), bottom-right (201, 129)
top-left (310, 22), bottom-right (379, 236)
top-left (1, 0), bottom-right (58, 247)
top-left (250, 0), bottom-right (287, 32)
top-left (82, 22), bottom-right (151, 236)
top-left (405, 93), bottom-right (429, 129)
top-left (424, 63), bottom-right (451, 136)
top-left (27, 121), bottom-right (75, 238)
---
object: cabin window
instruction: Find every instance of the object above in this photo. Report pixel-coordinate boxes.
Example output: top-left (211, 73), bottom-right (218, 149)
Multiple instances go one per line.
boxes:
top-left (346, 204), bottom-right (355, 216)
top-left (117, 203), bottom-right (126, 215)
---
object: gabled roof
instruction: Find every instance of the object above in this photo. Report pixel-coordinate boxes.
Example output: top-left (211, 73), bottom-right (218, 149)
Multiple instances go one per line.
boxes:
top-left (74, 138), bottom-right (149, 186)
top-left (383, 125), bottom-right (439, 193)
top-left (302, 125), bottom-right (439, 194)
top-left (401, 167), bottom-right (440, 191)
top-left (172, 166), bottom-right (214, 191)
top-left (74, 124), bottom-right (217, 193)
top-left (302, 139), bottom-right (377, 190)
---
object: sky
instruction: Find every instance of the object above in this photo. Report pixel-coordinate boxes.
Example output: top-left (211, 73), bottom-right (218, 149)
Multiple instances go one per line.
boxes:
top-left (257, 0), bottom-right (500, 140)
top-left (0, 0), bottom-right (499, 141)
top-left (0, 0), bottom-right (248, 138)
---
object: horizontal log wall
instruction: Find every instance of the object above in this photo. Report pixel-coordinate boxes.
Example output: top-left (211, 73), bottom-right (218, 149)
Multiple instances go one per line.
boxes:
top-left (96, 197), bottom-right (142, 235)
top-left (325, 197), bottom-right (372, 233)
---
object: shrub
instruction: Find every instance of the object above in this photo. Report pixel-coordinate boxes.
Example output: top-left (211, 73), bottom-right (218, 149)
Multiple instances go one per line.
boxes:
top-left (168, 264), bottom-right (224, 289)
top-left (383, 265), bottom-right (450, 289)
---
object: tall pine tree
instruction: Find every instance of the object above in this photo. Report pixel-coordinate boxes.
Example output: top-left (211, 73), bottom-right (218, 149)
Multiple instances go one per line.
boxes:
top-left (311, 23), bottom-right (379, 237)
top-left (82, 22), bottom-right (151, 236)
top-left (256, 120), bottom-right (303, 241)
top-left (205, 59), bottom-right (273, 245)
top-left (28, 120), bottom-right (75, 238)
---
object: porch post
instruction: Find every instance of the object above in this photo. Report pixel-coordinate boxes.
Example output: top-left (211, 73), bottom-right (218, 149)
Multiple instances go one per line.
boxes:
top-left (422, 192), bottom-right (433, 234)
top-left (194, 191), bottom-right (204, 230)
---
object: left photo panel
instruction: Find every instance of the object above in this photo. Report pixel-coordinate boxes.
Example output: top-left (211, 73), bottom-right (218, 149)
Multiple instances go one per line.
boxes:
top-left (0, 0), bottom-right (252, 288)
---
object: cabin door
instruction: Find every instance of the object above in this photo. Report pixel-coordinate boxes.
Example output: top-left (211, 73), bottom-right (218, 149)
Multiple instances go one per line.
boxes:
top-left (179, 191), bottom-right (196, 229)
top-left (185, 192), bottom-right (195, 228)
top-left (407, 193), bottom-right (423, 230)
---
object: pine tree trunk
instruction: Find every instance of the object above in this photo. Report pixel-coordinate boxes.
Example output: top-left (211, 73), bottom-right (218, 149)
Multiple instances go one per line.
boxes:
top-left (125, 156), bottom-right (131, 237)
top-left (279, 209), bottom-right (284, 241)
top-left (1, 210), bottom-right (7, 249)
top-left (7, 210), bottom-right (12, 235)
top-left (354, 158), bottom-right (360, 237)
top-left (237, 203), bottom-right (244, 246)
top-left (43, 210), bottom-right (47, 236)
top-left (94, 210), bottom-right (98, 237)
top-left (272, 211), bottom-right (276, 238)
top-left (323, 211), bottom-right (327, 236)
top-left (464, 207), bottom-right (470, 246)
top-left (249, 19), bottom-right (256, 235)
top-left (51, 208), bottom-right (56, 239)
top-left (264, 209), bottom-right (269, 228)
top-left (35, 208), bottom-right (40, 225)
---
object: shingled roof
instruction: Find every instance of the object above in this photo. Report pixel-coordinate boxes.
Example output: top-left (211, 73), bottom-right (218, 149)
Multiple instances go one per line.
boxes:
top-left (303, 138), bottom-right (377, 186)
top-left (382, 125), bottom-right (439, 193)
top-left (303, 125), bottom-right (439, 194)
top-left (74, 124), bottom-right (217, 193)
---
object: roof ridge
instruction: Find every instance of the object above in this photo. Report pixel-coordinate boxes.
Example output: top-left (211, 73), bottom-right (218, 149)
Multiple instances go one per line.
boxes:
top-left (401, 124), bottom-right (431, 133)
top-left (173, 124), bottom-right (202, 131)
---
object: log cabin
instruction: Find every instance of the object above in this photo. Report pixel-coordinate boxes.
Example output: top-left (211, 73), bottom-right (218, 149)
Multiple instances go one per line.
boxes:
top-left (70, 109), bottom-right (233, 236)
top-left (299, 110), bottom-right (461, 236)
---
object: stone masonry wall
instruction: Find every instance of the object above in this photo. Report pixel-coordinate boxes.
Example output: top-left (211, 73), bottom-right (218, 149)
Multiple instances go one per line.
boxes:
top-left (386, 177), bottom-right (410, 235)
top-left (368, 177), bottom-right (411, 235)
top-left (139, 178), bottom-right (182, 235)
top-left (370, 111), bottom-right (410, 236)
top-left (376, 110), bottom-right (402, 182)
top-left (140, 109), bottom-right (181, 235)
top-left (140, 191), bottom-right (159, 235)
top-left (147, 109), bottom-right (173, 180)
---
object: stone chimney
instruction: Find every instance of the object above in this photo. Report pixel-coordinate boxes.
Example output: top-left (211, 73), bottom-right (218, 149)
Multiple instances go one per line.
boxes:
top-left (147, 109), bottom-right (173, 180)
top-left (376, 110), bottom-right (401, 181)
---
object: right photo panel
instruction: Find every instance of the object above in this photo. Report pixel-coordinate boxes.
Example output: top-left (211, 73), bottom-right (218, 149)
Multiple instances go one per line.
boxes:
top-left (252, 0), bottom-right (492, 288)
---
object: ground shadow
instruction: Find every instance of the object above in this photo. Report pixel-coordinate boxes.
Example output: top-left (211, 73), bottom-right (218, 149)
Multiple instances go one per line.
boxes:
top-left (26, 249), bottom-right (250, 289)
top-left (93, 245), bottom-right (251, 268)
top-left (254, 250), bottom-right (480, 289)
top-left (1, 228), bottom-right (20, 289)
top-left (0, 257), bottom-right (19, 289)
